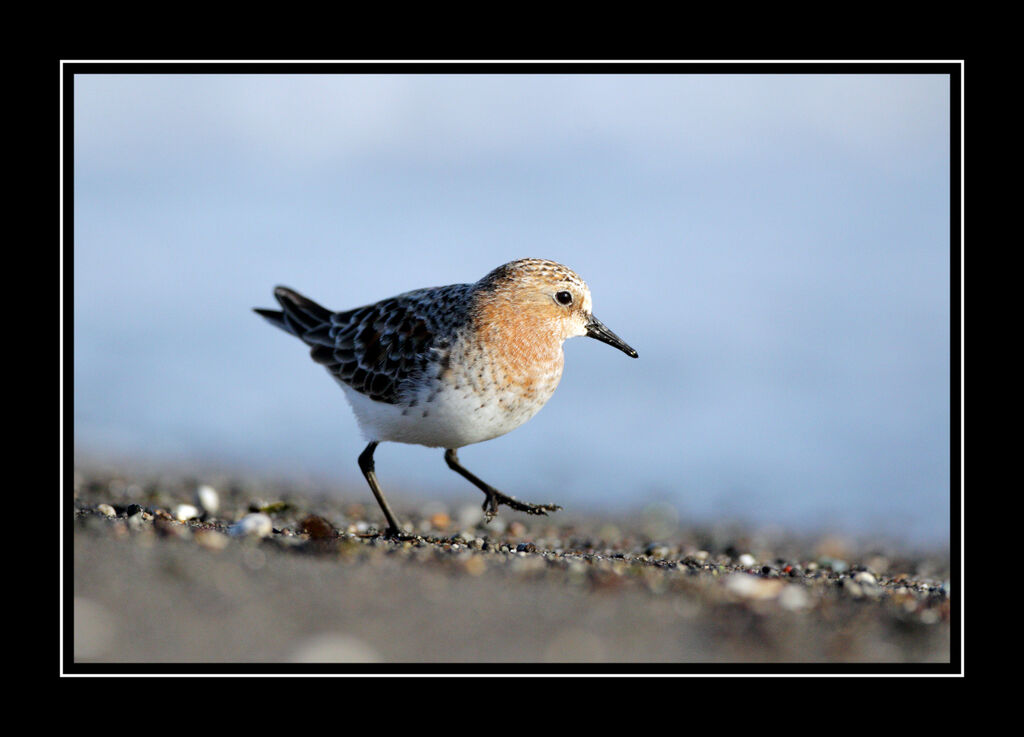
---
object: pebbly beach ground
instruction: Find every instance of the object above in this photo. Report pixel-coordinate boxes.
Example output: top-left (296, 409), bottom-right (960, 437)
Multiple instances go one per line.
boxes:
top-left (68, 463), bottom-right (955, 670)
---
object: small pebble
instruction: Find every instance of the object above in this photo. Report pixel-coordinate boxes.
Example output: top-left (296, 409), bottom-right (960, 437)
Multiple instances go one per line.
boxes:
top-left (195, 484), bottom-right (220, 515)
top-left (300, 514), bottom-right (336, 540)
top-left (174, 504), bottom-right (200, 522)
top-left (96, 504), bottom-right (116, 517)
top-left (738, 553), bottom-right (756, 567)
top-left (645, 543), bottom-right (670, 559)
top-left (126, 510), bottom-right (148, 533)
top-left (228, 512), bottom-right (273, 538)
top-left (853, 571), bottom-right (878, 587)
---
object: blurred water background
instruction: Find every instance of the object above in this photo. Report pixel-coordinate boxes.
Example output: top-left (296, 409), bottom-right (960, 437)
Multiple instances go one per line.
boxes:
top-left (72, 72), bottom-right (952, 544)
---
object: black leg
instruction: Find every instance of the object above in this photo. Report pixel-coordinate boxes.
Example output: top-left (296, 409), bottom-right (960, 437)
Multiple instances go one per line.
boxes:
top-left (358, 442), bottom-right (402, 535)
top-left (443, 448), bottom-right (562, 521)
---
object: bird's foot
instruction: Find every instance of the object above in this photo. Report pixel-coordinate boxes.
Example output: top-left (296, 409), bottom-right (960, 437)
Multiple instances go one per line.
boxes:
top-left (482, 489), bottom-right (563, 521)
top-left (381, 526), bottom-right (418, 541)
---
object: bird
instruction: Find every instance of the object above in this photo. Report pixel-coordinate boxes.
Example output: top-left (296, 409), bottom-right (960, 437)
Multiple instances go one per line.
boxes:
top-left (254, 258), bottom-right (637, 536)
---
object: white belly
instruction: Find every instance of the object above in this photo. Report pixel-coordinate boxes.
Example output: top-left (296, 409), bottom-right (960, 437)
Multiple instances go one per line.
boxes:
top-left (337, 373), bottom-right (559, 449)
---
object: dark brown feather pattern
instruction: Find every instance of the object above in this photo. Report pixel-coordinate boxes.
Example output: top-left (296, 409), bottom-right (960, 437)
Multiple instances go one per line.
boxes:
top-left (261, 284), bottom-right (475, 405)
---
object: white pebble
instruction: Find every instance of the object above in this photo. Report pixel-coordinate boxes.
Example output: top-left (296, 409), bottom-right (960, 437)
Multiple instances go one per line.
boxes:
top-left (195, 484), bottom-right (220, 515)
top-left (97, 504), bottom-right (116, 517)
top-left (738, 553), bottom-right (757, 567)
top-left (853, 571), bottom-right (878, 586)
top-left (174, 504), bottom-right (200, 522)
top-left (228, 512), bottom-right (273, 538)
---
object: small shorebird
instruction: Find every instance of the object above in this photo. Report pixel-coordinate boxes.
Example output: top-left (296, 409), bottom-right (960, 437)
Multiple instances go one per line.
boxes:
top-left (255, 258), bottom-right (637, 535)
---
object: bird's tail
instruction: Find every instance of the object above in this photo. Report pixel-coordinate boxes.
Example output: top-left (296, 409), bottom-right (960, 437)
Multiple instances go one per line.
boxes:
top-left (253, 286), bottom-right (333, 341)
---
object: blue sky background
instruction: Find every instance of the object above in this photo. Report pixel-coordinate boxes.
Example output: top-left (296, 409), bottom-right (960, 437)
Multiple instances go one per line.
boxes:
top-left (72, 72), bottom-right (952, 544)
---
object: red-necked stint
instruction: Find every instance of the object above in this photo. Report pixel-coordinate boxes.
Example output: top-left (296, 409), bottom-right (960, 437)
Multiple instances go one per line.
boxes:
top-left (255, 258), bottom-right (637, 536)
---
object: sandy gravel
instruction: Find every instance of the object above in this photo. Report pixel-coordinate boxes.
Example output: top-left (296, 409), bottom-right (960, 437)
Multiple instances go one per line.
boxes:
top-left (68, 466), bottom-right (955, 670)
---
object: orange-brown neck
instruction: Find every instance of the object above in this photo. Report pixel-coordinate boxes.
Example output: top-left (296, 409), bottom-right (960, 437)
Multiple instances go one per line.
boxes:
top-left (474, 294), bottom-right (565, 395)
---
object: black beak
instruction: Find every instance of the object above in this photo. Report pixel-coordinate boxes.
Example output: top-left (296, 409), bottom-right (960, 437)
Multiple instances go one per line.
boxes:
top-left (586, 315), bottom-right (638, 358)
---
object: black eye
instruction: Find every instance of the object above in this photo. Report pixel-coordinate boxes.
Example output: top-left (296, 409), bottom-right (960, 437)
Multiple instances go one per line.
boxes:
top-left (555, 291), bottom-right (573, 306)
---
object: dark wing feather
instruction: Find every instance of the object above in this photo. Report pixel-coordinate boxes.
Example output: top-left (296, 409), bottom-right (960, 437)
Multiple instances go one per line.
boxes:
top-left (255, 284), bottom-right (473, 405)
